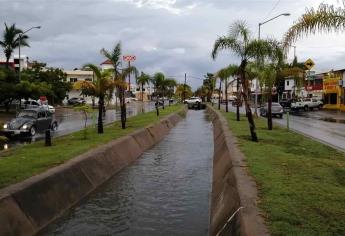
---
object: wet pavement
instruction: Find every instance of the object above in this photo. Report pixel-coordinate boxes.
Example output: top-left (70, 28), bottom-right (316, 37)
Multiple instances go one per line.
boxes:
top-left (219, 103), bottom-right (345, 152)
top-left (1, 102), bottom-right (157, 151)
top-left (40, 110), bottom-right (213, 236)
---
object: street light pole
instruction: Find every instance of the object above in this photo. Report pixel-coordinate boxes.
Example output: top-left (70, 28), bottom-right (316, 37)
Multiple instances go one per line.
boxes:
top-left (255, 13), bottom-right (290, 115)
top-left (18, 26), bottom-right (41, 81)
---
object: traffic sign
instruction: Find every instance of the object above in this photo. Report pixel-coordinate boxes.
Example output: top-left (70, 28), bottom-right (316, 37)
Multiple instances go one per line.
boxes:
top-left (304, 58), bottom-right (315, 70)
top-left (123, 55), bottom-right (136, 62)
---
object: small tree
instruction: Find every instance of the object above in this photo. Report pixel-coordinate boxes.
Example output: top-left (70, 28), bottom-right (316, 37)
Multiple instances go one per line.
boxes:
top-left (74, 105), bottom-right (92, 139)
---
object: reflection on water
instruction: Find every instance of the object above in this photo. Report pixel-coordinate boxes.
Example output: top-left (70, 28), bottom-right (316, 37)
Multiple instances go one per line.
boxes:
top-left (40, 110), bottom-right (214, 236)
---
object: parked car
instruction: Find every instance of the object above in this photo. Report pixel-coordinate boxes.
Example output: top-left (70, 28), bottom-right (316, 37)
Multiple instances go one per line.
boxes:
top-left (184, 97), bottom-right (202, 104)
top-left (2, 108), bottom-right (58, 137)
top-left (22, 100), bottom-right (55, 113)
top-left (68, 97), bottom-right (86, 105)
top-left (260, 102), bottom-right (284, 118)
top-left (279, 99), bottom-right (292, 109)
top-left (291, 98), bottom-right (323, 111)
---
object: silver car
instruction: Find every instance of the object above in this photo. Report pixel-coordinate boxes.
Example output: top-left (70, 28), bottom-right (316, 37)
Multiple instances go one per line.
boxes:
top-left (260, 102), bottom-right (283, 118)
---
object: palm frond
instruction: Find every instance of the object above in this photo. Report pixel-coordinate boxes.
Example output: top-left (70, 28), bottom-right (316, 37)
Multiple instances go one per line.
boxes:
top-left (229, 20), bottom-right (250, 43)
top-left (212, 36), bottom-right (242, 59)
top-left (83, 63), bottom-right (102, 79)
top-left (282, 3), bottom-right (345, 51)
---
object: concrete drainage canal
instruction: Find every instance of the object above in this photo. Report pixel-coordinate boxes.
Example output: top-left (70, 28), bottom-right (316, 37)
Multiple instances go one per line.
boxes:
top-left (39, 110), bottom-right (214, 236)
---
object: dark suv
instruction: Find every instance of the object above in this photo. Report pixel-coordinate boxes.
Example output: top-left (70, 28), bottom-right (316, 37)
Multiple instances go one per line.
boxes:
top-left (2, 108), bottom-right (58, 137)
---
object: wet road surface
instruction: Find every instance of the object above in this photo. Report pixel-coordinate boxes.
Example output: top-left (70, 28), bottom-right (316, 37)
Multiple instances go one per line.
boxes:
top-left (219, 103), bottom-right (345, 152)
top-left (40, 110), bottom-right (214, 236)
top-left (1, 102), bottom-right (157, 150)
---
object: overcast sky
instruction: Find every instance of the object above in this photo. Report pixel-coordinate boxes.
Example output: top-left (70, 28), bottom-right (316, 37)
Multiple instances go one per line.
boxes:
top-left (1, 0), bottom-right (345, 88)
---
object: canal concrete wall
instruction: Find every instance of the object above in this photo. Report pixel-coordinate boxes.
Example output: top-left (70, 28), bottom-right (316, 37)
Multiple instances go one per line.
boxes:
top-left (0, 110), bottom-right (185, 236)
top-left (207, 106), bottom-right (269, 236)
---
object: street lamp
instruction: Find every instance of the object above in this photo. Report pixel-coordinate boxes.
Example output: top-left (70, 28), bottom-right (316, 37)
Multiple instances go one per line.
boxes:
top-left (18, 26), bottom-right (41, 81)
top-left (255, 13), bottom-right (290, 115)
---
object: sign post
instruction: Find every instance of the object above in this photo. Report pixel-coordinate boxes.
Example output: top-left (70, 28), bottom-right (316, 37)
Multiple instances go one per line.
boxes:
top-left (123, 55), bottom-right (136, 92)
top-left (304, 59), bottom-right (315, 97)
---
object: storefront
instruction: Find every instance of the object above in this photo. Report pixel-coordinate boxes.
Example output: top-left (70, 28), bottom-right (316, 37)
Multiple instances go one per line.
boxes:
top-left (323, 74), bottom-right (343, 110)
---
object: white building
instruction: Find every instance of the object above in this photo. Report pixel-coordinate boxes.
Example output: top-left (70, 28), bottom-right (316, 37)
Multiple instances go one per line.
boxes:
top-left (0, 55), bottom-right (29, 71)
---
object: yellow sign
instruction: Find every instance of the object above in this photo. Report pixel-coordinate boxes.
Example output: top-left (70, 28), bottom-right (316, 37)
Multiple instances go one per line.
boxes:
top-left (304, 58), bottom-right (315, 70)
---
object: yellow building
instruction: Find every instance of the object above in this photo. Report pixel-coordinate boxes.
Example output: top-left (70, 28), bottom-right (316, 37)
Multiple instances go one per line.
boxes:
top-left (323, 73), bottom-right (345, 111)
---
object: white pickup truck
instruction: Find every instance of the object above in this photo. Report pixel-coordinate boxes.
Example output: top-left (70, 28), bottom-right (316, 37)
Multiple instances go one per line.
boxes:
top-left (291, 98), bottom-right (323, 111)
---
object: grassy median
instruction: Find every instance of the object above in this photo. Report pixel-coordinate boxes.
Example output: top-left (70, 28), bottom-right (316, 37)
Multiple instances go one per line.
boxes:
top-left (221, 111), bottom-right (345, 236)
top-left (0, 105), bottom-right (184, 189)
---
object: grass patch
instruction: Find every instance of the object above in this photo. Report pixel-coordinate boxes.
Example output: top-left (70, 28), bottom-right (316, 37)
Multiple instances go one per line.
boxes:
top-left (221, 111), bottom-right (345, 236)
top-left (0, 105), bottom-right (183, 189)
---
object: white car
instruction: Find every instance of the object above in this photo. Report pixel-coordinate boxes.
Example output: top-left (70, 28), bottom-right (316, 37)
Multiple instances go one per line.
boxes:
top-left (184, 97), bottom-right (202, 104)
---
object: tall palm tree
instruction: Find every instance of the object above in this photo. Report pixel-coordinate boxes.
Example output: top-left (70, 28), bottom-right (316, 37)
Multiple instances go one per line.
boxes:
top-left (282, 3), bottom-right (345, 50)
top-left (0, 23), bottom-right (29, 68)
top-left (212, 20), bottom-right (281, 141)
top-left (162, 78), bottom-right (177, 104)
top-left (100, 42), bottom-right (137, 129)
top-left (74, 64), bottom-right (113, 134)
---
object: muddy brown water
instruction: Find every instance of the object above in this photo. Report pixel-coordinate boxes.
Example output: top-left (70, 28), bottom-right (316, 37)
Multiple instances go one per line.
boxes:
top-left (40, 110), bottom-right (214, 236)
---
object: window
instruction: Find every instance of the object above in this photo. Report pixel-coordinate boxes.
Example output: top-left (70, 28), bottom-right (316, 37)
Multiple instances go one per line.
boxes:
top-left (85, 78), bottom-right (92, 81)
top-left (38, 111), bottom-right (46, 118)
top-left (287, 81), bottom-right (290, 86)
top-left (69, 78), bottom-right (78, 82)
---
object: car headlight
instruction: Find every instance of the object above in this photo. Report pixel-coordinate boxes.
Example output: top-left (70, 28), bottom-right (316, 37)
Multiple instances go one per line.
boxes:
top-left (3, 124), bottom-right (8, 129)
top-left (22, 124), bottom-right (28, 129)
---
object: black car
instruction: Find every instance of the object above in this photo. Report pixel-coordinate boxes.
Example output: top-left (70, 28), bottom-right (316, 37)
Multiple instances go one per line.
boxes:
top-left (2, 108), bottom-right (58, 137)
top-left (68, 97), bottom-right (86, 105)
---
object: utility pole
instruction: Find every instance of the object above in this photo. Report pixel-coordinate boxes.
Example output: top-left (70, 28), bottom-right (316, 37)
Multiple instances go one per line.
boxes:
top-left (128, 61), bottom-right (131, 92)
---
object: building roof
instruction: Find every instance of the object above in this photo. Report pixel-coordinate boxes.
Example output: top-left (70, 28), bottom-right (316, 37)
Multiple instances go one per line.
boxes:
top-left (64, 70), bottom-right (94, 76)
top-left (100, 59), bottom-right (113, 65)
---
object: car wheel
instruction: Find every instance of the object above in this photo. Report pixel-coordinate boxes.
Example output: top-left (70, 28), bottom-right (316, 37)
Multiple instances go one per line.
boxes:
top-left (51, 122), bottom-right (58, 131)
top-left (318, 104), bottom-right (323, 110)
top-left (29, 126), bottom-right (36, 136)
top-left (304, 105), bottom-right (309, 112)
top-left (279, 114), bottom-right (283, 119)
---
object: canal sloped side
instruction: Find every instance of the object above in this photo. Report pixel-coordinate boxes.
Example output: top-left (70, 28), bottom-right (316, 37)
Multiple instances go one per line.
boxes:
top-left (207, 105), bottom-right (269, 236)
top-left (40, 110), bottom-right (214, 236)
top-left (0, 111), bottom-right (185, 236)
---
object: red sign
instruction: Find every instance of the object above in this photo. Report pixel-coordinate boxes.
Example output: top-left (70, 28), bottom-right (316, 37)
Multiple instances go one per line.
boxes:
top-left (123, 55), bottom-right (136, 62)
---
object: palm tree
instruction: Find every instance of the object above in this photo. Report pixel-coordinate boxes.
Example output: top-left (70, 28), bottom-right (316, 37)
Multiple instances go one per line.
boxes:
top-left (152, 72), bottom-right (165, 115)
top-left (136, 72), bottom-right (151, 102)
top-left (162, 78), bottom-right (177, 104)
top-left (100, 42), bottom-right (137, 129)
top-left (215, 65), bottom-right (239, 112)
top-left (282, 3), bottom-right (345, 50)
top-left (0, 23), bottom-right (29, 68)
top-left (212, 20), bottom-right (281, 141)
top-left (74, 64), bottom-right (113, 134)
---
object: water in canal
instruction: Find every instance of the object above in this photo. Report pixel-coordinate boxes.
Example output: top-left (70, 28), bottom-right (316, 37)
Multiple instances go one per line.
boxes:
top-left (40, 110), bottom-right (214, 236)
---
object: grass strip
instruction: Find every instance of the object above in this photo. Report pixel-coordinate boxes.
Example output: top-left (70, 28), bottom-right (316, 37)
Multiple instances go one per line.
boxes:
top-left (0, 105), bottom-right (184, 189)
top-left (221, 111), bottom-right (345, 236)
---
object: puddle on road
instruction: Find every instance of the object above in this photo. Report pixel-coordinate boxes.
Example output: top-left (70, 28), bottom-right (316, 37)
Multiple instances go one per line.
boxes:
top-left (319, 117), bottom-right (345, 124)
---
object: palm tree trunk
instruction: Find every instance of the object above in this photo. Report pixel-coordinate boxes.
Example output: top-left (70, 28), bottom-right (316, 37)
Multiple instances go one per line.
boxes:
top-left (240, 60), bottom-right (258, 142)
top-left (236, 76), bottom-right (240, 121)
top-left (267, 90), bottom-right (273, 130)
top-left (141, 83), bottom-right (144, 113)
top-left (218, 80), bottom-right (222, 110)
top-left (225, 78), bottom-right (228, 112)
top-left (98, 97), bottom-right (104, 134)
top-left (6, 56), bottom-right (10, 69)
top-left (156, 95), bottom-right (159, 116)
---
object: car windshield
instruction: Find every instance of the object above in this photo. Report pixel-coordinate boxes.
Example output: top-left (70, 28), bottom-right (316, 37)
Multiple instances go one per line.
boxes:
top-left (17, 110), bottom-right (37, 118)
top-left (272, 103), bottom-right (281, 106)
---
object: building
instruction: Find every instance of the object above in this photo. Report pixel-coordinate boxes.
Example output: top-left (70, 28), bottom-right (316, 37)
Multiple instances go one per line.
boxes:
top-left (100, 59), bottom-right (113, 71)
top-left (0, 55), bottom-right (29, 71)
top-left (322, 70), bottom-right (345, 111)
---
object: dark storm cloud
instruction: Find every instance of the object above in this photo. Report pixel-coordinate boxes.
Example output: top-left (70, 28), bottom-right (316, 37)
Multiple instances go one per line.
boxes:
top-left (0, 0), bottom-right (343, 88)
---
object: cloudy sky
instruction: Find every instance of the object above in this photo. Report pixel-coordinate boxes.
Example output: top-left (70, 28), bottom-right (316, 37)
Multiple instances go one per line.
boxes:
top-left (1, 0), bottom-right (345, 88)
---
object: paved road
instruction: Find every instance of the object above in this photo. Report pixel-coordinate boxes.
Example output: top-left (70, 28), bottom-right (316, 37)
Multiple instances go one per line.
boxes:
top-left (1, 102), bottom-right (158, 151)
top-left (218, 103), bottom-right (345, 152)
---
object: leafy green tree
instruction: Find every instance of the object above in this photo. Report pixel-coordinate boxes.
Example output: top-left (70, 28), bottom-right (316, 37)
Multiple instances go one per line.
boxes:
top-left (74, 64), bottom-right (114, 134)
top-left (203, 73), bottom-right (216, 102)
top-left (74, 104), bottom-right (92, 139)
top-left (212, 20), bottom-right (281, 141)
top-left (0, 23), bottom-right (29, 68)
top-left (175, 83), bottom-right (192, 101)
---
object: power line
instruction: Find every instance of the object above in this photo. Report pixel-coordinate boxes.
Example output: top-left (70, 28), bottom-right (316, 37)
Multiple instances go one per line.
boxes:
top-left (262, 0), bottom-right (281, 21)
